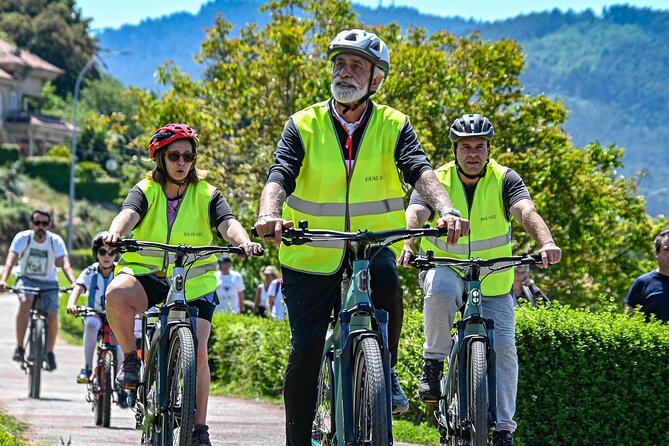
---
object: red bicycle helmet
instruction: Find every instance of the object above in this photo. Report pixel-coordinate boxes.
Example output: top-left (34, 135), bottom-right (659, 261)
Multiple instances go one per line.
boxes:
top-left (148, 123), bottom-right (199, 159)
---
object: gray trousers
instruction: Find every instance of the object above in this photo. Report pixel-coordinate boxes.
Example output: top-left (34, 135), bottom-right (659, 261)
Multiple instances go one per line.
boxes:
top-left (420, 266), bottom-right (518, 433)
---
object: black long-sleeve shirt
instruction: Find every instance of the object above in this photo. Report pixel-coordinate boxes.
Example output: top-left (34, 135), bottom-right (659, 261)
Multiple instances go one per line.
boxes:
top-left (266, 99), bottom-right (433, 194)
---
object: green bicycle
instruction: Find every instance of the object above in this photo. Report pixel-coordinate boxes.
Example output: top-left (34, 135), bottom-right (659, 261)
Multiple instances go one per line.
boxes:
top-left (263, 221), bottom-right (445, 446)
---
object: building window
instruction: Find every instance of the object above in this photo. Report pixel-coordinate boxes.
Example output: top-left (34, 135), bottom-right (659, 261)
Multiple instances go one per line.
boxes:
top-left (9, 91), bottom-right (18, 112)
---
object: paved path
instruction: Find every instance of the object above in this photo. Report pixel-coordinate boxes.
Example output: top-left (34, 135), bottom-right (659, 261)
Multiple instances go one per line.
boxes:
top-left (0, 292), bottom-right (419, 445)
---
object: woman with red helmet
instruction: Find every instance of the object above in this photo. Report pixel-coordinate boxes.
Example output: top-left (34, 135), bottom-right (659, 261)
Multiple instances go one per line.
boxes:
top-left (100, 123), bottom-right (262, 446)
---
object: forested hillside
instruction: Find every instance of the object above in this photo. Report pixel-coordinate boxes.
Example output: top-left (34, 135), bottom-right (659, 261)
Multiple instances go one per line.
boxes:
top-left (94, 1), bottom-right (668, 215)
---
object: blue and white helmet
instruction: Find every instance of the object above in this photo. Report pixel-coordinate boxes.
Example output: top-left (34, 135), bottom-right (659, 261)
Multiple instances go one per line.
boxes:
top-left (327, 29), bottom-right (390, 73)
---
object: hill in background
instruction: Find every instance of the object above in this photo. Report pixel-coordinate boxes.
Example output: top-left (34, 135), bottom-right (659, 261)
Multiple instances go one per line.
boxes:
top-left (94, 1), bottom-right (668, 216)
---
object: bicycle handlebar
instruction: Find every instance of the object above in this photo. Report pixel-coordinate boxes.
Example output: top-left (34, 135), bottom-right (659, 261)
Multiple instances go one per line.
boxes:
top-left (408, 252), bottom-right (544, 271)
top-left (110, 239), bottom-right (255, 257)
top-left (252, 223), bottom-right (447, 247)
top-left (72, 306), bottom-right (104, 318)
top-left (5, 285), bottom-right (73, 295)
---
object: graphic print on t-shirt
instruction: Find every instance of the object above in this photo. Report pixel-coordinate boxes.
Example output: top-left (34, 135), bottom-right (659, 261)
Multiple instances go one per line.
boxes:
top-left (25, 248), bottom-right (48, 276)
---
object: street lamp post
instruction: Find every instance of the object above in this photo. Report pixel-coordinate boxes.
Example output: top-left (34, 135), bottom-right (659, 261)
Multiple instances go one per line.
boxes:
top-left (66, 50), bottom-right (129, 251)
top-left (67, 57), bottom-right (96, 251)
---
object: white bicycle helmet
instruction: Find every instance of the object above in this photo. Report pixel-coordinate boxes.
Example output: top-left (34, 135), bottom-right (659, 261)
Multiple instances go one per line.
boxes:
top-left (327, 29), bottom-right (390, 73)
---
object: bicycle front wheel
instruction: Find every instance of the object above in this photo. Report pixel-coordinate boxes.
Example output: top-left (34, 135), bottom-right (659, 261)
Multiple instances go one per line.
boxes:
top-left (352, 337), bottom-right (389, 446)
top-left (101, 350), bottom-right (113, 427)
top-left (165, 326), bottom-right (197, 446)
top-left (469, 340), bottom-right (489, 446)
top-left (28, 318), bottom-right (45, 399)
top-left (311, 353), bottom-right (335, 445)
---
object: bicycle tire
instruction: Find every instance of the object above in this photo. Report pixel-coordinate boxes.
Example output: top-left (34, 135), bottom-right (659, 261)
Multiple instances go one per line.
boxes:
top-left (352, 337), bottom-right (389, 446)
top-left (445, 352), bottom-right (461, 446)
top-left (311, 353), bottom-right (335, 445)
top-left (29, 318), bottom-right (45, 399)
top-left (165, 326), bottom-right (197, 446)
top-left (141, 349), bottom-right (160, 446)
top-left (469, 340), bottom-right (489, 446)
top-left (101, 350), bottom-right (113, 427)
top-left (94, 362), bottom-right (103, 426)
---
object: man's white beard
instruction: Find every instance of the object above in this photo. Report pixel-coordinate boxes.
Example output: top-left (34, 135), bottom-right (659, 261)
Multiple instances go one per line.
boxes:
top-left (331, 76), bottom-right (368, 104)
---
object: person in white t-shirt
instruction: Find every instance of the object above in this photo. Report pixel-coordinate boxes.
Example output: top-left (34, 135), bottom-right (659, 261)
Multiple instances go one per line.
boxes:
top-left (267, 276), bottom-right (286, 320)
top-left (214, 256), bottom-right (245, 314)
top-left (0, 210), bottom-right (77, 371)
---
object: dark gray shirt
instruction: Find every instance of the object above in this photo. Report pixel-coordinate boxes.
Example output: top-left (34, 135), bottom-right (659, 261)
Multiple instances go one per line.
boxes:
top-left (266, 99), bottom-right (433, 194)
top-left (409, 166), bottom-right (531, 220)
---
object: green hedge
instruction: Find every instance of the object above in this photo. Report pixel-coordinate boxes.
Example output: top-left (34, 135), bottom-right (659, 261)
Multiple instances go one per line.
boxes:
top-left (0, 144), bottom-right (20, 165)
top-left (21, 156), bottom-right (70, 192)
top-left (75, 177), bottom-right (121, 203)
top-left (204, 304), bottom-right (669, 446)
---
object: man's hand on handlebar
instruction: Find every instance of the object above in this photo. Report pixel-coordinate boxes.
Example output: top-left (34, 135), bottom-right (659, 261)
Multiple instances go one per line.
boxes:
top-left (436, 214), bottom-right (470, 246)
top-left (239, 241), bottom-right (264, 256)
top-left (538, 242), bottom-right (562, 268)
top-left (397, 241), bottom-right (415, 268)
top-left (253, 216), bottom-right (294, 248)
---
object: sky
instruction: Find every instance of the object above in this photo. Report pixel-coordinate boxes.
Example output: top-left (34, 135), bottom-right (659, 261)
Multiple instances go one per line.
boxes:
top-left (76, 0), bottom-right (668, 31)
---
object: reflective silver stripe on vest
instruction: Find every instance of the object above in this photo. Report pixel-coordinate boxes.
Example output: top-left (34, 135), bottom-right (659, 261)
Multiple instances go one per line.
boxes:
top-left (425, 228), bottom-right (512, 255)
top-left (286, 195), bottom-right (404, 217)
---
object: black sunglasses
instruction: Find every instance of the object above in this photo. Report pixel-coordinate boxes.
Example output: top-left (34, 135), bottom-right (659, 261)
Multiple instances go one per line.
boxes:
top-left (32, 220), bottom-right (50, 227)
top-left (98, 248), bottom-right (118, 257)
top-left (165, 152), bottom-right (196, 163)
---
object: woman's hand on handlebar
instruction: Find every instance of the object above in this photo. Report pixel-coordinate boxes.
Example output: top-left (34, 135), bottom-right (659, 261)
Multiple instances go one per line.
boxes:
top-left (253, 217), bottom-right (294, 248)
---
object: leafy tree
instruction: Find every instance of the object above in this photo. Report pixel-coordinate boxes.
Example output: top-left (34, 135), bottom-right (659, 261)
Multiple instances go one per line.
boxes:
top-left (131, 0), bottom-right (666, 308)
top-left (0, 0), bottom-right (98, 96)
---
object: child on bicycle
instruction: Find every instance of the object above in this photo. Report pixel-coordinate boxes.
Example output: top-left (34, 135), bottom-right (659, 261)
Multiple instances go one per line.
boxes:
top-left (66, 235), bottom-right (122, 386)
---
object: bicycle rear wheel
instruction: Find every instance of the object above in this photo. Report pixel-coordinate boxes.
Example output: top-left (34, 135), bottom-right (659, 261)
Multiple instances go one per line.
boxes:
top-left (469, 340), bottom-right (489, 446)
top-left (311, 353), bottom-right (335, 445)
top-left (28, 318), bottom-right (45, 399)
top-left (165, 326), bottom-right (197, 446)
top-left (352, 337), bottom-right (389, 446)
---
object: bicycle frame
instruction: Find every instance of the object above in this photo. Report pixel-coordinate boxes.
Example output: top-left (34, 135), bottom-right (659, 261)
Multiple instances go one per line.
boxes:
top-left (326, 247), bottom-right (394, 445)
top-left (410, 252), bottom-right (542, 444)
top-left (440, 265), bottom-right (498, 439)
top-left (273, 223), bottom-right (446, 446)
top-left (137, 253), bottom-right (199, 433)
top-left (112, 239), bottom-right (249, 444)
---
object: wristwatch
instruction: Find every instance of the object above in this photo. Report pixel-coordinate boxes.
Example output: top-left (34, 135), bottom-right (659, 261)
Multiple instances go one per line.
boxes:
top-left (440, 207), bottom-right (462, 218)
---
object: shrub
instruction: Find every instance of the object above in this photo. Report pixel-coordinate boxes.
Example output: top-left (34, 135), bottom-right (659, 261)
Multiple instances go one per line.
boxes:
top-left (46, 144), bottom-right (71, 160)
top-left (21, 156), bottom-right (70, 192)
top-left (204, 303), bottom-right (669, 446)
top-left (75, 177), bottom-right (121, 203)
top-left (75, 161), bottom-right (105, 182)
top-left (0, 144), bottom-right (20, 165)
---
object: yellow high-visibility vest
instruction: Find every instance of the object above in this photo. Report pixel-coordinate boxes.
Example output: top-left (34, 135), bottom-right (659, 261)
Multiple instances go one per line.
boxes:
top-left (421, 159), bottom-right (513, 296)
top-left (280, 100), bottom-right (408, 274)
top-left (116, 179), bottom-right (218, 300)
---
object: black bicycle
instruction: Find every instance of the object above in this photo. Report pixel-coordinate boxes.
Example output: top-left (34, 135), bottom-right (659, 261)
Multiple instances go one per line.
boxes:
top-left (113, 239), bottom-right (251, 446)
top-left (409, 252), bottom-right (544, 446)
top-left (6, 285), bottom-right (71, 399)
top-left (73, 306), bottom-right (126, 427)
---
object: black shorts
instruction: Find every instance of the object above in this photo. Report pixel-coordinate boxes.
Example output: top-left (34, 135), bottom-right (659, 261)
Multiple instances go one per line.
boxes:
top-left (134, 274), bottom-right (216, 323)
